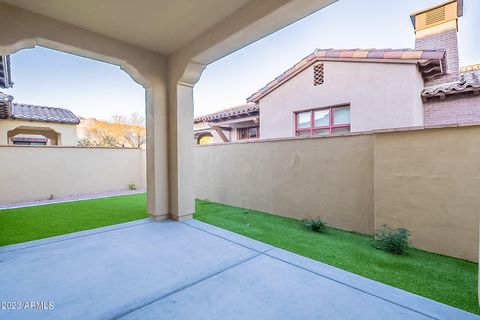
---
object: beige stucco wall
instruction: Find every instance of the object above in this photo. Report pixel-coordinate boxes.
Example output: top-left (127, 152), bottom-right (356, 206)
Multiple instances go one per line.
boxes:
top-left (0, 146), bottom-right (147, 203)
top-left (374, 126), bottom-right (480, 262)
top-left (194, 125), bottom-right (480, 261)
top-left (0, 119), bottom-right (78, 146)
top-left (259, 61), bottom-right (425, 139)
top-left (195, 134), bottom-right (375, 234)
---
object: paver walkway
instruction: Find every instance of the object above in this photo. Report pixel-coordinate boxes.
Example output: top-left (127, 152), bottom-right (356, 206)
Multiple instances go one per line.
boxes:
top-left (0, 219), bottom-right (478, 320)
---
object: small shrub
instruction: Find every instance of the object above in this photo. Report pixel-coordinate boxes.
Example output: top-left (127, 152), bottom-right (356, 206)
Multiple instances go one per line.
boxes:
top-left (128, 183), bottom-right (137, 191)
top-left (302, 218), bottom-right (327, 233)
top-left (374, 224), bottom-right (410, 254)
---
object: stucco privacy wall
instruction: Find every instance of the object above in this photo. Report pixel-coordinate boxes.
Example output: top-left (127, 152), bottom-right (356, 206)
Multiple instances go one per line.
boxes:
top-left (0, 146), bottom-right (146, 204)
top-left (259, 61), bottom-right (425, 138)
top-left (194, 126), bottom-right (480, 261)
top-left (195, 135), bottom-right (375, 235)
top-left (374, 126), bottom-right (480, 262)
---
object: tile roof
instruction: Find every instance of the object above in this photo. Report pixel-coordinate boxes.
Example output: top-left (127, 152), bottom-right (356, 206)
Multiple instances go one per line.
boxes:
top-left (422, 70), bottom-right (480, 99)
top-left (0, 55), bottom-right (13, 89)
top-left (8, 103), bottom-right (80, 124)
top-left (247, 48), bottom-right (446, 103)
top-left (0, 91), bottom-right (13, 119)
top-left (0, 104), bottom-right (9, 119)
top-left (194, 103), bottom-right (258, 123)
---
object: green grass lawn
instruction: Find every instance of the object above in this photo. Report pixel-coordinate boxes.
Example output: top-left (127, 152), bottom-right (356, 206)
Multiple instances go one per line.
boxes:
top-left (195, 199), bottom-right (479, 315)
top-left (0, 193), bottom-right (148, 246)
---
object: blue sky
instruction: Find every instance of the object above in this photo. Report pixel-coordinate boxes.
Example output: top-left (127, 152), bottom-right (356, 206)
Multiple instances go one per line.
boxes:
top-left (3, 0), bottom-right (479, 119)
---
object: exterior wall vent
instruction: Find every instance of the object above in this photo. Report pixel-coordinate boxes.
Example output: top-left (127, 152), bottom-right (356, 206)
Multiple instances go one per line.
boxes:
top-left (313, 64), bottom-right (324, 86)
top-left (426, 6), bottom-right (446, 26)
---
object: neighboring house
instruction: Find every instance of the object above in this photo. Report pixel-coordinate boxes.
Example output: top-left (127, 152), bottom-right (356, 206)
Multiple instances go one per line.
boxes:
top-left (0, 54), bottom-right (80, 146)
top-left (0, 95), bottom-right (80, 146)
top-left (195, 0), bottom-right (479, 143)
top-left (194, 103), bottom-right (259, 143)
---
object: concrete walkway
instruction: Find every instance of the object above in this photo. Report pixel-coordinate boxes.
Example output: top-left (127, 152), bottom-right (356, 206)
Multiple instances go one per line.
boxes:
top-left (0, 189), bottom-right (146, 210)
top-left (0, 219), bottom-right (477, 320)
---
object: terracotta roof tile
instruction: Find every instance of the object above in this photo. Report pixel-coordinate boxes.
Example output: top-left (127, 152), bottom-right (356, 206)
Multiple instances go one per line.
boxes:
top-left (339, 50), bottom-right (355, 58)
top-left (352, 50), bottom-right (369, 58)
top-left (421, 51), bottom-right (445, 60)
top-left (0, 91), bottom-right (12, 119)
top-left (422, 70), bottom-right (480, 98)
top-left (315, 50), bottom-right (328, 57)
top-left (0, 104), bottom-right (9, 119)
top-left (0, 55), bottom-right (13, 89)
top-left (326, 50), bottom-right (341, 58)
top-left (194, 103), bottom-right (258, 123)
top-left (367, 50), bottom-right (385, 59)
top-left (401, 51), bottom-right (423, 59)
top-left (384, 51), bottom-right (403, 59)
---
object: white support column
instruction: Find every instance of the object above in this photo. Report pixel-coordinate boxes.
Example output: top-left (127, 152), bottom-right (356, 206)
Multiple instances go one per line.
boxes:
top-left (168, 61), bottom-right (206, 221)
top-left (146, 84), bottom-right (170, 221)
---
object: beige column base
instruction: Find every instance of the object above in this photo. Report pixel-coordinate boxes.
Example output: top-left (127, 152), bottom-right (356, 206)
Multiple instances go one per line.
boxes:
top-left (149, 214), bottom-right (170, 222)
top-left (170, 213), bottom-right (193, 221)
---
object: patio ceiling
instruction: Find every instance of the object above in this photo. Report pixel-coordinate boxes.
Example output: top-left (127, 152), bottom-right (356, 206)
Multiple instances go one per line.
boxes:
top-left (0, 0), bottom-right (252, 54)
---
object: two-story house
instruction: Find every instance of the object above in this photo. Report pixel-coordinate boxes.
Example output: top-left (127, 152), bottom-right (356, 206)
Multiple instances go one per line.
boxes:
top-left (194, 0), bottom-right (479, 143)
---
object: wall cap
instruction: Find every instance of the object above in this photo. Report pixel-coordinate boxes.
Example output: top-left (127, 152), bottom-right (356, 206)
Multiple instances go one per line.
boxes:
top-left (195, 122), bottom-right (480, 147)
top-left (0, 145), bottom-right (144, 150)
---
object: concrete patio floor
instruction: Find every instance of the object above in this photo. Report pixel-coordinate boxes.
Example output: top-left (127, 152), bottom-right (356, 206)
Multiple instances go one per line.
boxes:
top-left (0, 219), bottom-right (478, 320)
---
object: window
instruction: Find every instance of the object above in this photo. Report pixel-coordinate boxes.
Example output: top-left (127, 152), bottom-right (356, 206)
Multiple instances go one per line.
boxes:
top-left (295, 106), bottom-right (350, 136)
top-left (12, 137), bottom-right (48, 145)
top-left (238, 126), bottom-right (259, 140)
top-left (313, 64), bottom-right (324, 86)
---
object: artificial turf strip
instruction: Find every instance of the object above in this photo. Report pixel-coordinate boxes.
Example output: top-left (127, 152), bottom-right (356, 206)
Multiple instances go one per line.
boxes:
top-left (0, 193), bottom-right (148, 246)
top-left (194, 199), bottom-right (479, 315)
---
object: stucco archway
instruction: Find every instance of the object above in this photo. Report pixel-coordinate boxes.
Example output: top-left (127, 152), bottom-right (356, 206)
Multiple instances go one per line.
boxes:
top-left (196, 133), bottom-right (213, 145)
top-left (1, 0), bottom-right (337, 221)
top-left (7, 126), bottom-right (61, 145)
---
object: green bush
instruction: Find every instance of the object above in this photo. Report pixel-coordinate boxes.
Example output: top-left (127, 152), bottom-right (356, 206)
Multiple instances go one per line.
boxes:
top-left (302, 218), bottom-right (327, 233)
top-left (374, 224), bottom-right (410, 254)
top-left (128, 183), bottom-right (137, 191)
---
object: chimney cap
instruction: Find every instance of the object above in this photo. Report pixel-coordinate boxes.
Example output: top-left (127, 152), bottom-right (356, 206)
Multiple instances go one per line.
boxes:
top-left (410, 0), bottom-right (463, 29)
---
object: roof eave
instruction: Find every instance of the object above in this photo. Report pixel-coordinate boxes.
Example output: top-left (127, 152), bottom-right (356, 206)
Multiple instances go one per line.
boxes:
top-left (247, 57), bottom-right (433, 103)
top-left (9, 116), bottom-right (80, 125)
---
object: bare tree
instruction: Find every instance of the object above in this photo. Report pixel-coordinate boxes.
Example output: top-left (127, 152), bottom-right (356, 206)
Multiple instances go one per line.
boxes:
top-left (78, 113), bottom-right (146, 148)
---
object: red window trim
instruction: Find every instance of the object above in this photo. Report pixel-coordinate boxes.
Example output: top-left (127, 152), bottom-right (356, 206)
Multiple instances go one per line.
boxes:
top-left (295, 106), bottom-right (350, 136)
top-left (238, 126), bottom-right (260, 140)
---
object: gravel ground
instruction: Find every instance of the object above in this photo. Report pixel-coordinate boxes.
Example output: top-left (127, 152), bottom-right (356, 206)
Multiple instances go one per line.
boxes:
top-left (0, 188), bottom-right (146, 210)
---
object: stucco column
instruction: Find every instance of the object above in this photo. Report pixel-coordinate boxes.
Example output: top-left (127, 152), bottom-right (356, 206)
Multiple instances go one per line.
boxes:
top-left (146, 84), bottom-right (170, 221)
top-left (167, 61), bottom-right (205, 221)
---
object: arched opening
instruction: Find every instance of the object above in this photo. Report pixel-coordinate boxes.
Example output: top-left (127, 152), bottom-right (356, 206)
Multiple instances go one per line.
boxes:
top-left (1, 44), bottom-right (150, 213)
top-left (195, 132), bottom-right (213, 145)
top-left (7, 126), bottom-right (61, 145)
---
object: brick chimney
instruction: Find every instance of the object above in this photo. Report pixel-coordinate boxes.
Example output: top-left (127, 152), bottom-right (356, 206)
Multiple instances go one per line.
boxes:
top-left (411, 0), bottom-right (463, 85)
